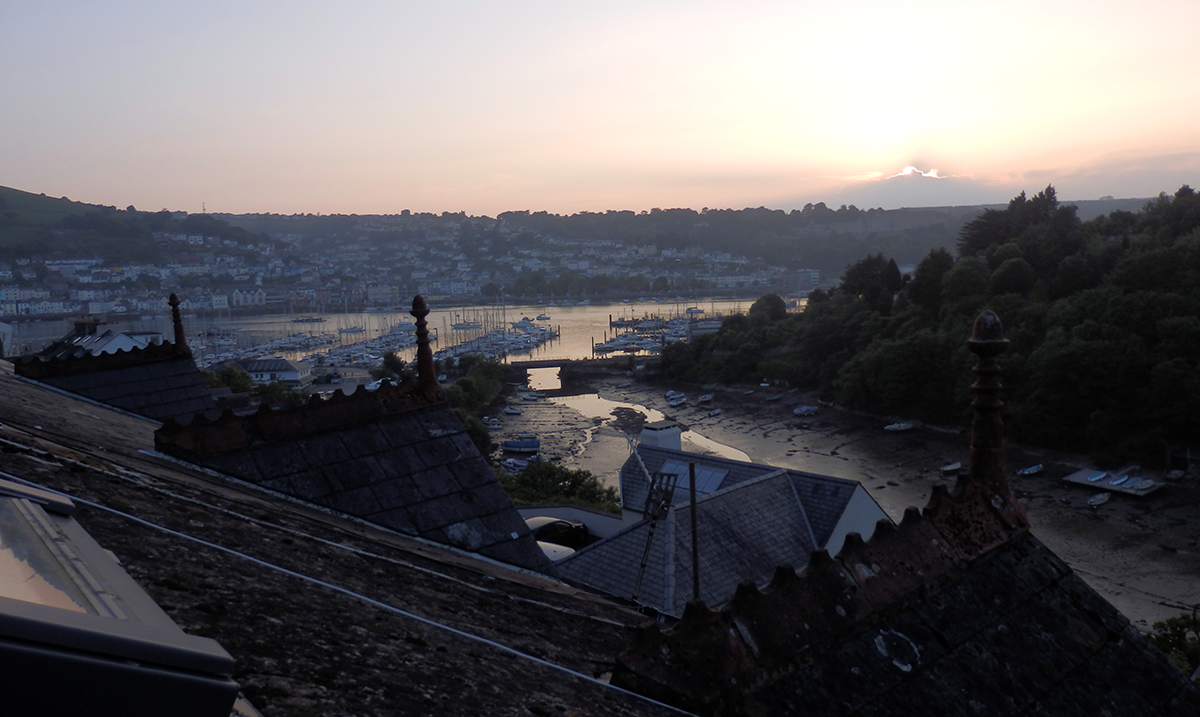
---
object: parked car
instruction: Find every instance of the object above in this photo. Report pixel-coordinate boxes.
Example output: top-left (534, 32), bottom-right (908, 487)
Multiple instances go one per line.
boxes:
top-left (524, 516), bottom-right (590, 550)
top-left (536, 541), bottom-right (576, 562)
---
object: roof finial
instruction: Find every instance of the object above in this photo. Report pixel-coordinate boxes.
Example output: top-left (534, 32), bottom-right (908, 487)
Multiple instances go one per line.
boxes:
top-left (411, 295), bottom-right (435, 388)
top-left (168, 293), bottom-right (190, 354)
top-left (966, 310), bottom-right (1025, 526)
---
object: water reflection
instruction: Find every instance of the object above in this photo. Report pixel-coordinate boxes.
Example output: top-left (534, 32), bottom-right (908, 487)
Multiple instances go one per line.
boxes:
top-left (527, 367), bottom-right (561, 391)
top-left (551, 393), bottom-right (750, 462)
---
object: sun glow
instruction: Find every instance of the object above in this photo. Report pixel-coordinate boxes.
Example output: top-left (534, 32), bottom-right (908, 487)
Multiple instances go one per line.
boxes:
top-left (889, 166), bottom-right (943, 179)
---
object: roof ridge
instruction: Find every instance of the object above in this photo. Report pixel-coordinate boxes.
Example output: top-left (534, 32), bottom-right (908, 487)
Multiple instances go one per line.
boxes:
top-left (155, 377), bottom-right (445, 458)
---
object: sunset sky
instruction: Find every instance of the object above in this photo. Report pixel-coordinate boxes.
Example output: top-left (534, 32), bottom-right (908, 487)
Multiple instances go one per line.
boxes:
top-left (3, 1), bottom-right (1199, 216)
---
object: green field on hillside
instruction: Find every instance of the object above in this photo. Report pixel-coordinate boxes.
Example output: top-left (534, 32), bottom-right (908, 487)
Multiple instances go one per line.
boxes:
top-left (0, 185), bottom-right (104, 248)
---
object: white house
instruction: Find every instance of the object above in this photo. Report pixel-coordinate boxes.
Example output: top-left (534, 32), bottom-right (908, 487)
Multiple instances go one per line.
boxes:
top-left (235, 358), bottom-right (312, 387)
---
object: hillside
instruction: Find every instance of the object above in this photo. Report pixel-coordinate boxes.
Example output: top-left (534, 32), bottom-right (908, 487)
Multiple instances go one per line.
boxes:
top-left (0, 185), bottom-right (106, 247)
top-left (659, 185), bottom-right (1200, 466)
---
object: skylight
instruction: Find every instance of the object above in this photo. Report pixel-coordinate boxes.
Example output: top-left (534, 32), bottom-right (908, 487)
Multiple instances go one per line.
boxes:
top-left (657, 460), bottom-right (728, 496)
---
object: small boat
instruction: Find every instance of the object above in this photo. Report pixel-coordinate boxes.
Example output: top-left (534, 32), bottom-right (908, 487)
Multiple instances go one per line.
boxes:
top-left (793, 405), bottom-right (818, 416)
top-left (1016, 464), bottom-right (1043, 476)
top-left (743, 389), bottom-right (755, 395)
top-left (708, 409), bottom-right (722, 417)
top-left (665, 390), bottom-right (684, 399)
top-left (1087, 492), bottom-right (1110, 506)
top-left (698, 394), bottom-right (713, 403)
top-left (1086, 471), bottom-right (1108, 483)
top-left (1123, 475), bottom-right (1143, 489)
top-left (668, 397), bottom-right (687, 408)
top-left (884, 422), bottom-right (916, 432)
top-left (616, 382), bottom-right (632, 388)
top-left (1109, 474), bottom-right (1129, 487)
top-left (535, 314), bottom-right (551, 321)
top-left (502, 406), bottom-right (523, 415)
top-left (501, 457), bottom-right (529, 472)
top-left (1133, 478), bottom-right (1158, 491)
top-left (940, 462), bottom-right (962, 474)
top-left (521, 394), bottom-right (542, 401)
top-left (502, 435), bottom-right (540, 453)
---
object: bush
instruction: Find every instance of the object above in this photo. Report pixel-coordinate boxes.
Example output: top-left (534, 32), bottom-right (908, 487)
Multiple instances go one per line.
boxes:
top-left (1149, 612), bottom-right (1200, 680)
top-left (500, 462), bottom-right (619, 513)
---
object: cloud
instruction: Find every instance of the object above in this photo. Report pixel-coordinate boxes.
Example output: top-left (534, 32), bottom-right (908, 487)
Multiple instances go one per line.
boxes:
top-left (886, 166), bottom-right (944, 179)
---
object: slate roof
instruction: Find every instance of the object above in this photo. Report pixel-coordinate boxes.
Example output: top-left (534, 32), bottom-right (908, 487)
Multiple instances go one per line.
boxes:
top-left (12, 295), bottom-right (216, 422)
top-left (621, 444), bottom-right (862, 544)
top-left (0, 358), bottom-right (679, 717)
top-left (26, 356), bottom-right (217, 422)
top-left (558, 446), bottom-right (877, 617)
top-left (154, 296), bottom-right (554, 574)
top-left (236, 357), bottom-right (306, 374)
top-left (609, 311), bottom-right (1200, 716)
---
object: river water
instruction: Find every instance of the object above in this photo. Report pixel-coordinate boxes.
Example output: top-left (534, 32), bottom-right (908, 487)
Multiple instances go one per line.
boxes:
top-left (10, 297), bottom-right (753, 363)
top-left (527, 365), bottom-right (752, 463)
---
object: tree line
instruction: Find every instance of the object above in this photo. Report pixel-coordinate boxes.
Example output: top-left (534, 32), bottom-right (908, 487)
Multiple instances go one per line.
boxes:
top-left (660, 186), bottom-right (1200, 467)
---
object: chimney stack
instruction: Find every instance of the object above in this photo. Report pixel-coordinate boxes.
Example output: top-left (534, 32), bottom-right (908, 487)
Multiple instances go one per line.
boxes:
top-left (965, 310), bottom-right (1027, 528)
top-left (411, 295), bottom-right (436, 389)
top-left (640, 420), bottom-right (683, 451)
top-left (169, 293), bottom-right (190, 353)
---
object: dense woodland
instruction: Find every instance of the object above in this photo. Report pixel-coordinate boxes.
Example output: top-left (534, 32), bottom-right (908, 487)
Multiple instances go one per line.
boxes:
top-left (660, 186), bottom-right (1200, 467)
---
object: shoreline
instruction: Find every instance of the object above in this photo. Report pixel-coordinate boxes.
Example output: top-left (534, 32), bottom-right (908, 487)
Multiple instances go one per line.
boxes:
top-left (491, 372), bottom-right (1200, 630)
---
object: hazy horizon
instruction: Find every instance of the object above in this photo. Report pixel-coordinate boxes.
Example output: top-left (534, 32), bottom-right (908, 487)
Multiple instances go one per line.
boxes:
top-left (3, 2), bottom-right (1198, 217)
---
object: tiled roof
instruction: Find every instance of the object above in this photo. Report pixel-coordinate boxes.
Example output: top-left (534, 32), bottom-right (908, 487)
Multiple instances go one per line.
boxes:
top-left (34, 356), bottom-right (216, 422)
top-left (237, 357), bottom-right (304, 373)
top-left (615, 519), bottom-right (1200, 716)
top-left (560, 453), bottom-right (867, 617)
top-left (12, 294), bottom-right (217, 423)
top-left (160, 396), bottom-right (550, 572)
top-left (621, 444), bottom-right (861, 543)
top-left (620, 444), bottom-right (795, 512)
top-left (154, 296), bottom-right (553, 574)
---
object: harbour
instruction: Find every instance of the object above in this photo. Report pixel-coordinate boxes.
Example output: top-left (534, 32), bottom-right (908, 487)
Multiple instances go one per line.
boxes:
top-left (8, 297), bottom-right (760, 371)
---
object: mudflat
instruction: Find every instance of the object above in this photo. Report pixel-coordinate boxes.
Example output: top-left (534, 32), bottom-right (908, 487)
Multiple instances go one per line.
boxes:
top-left (492, 373), bottom-right (1200, 630)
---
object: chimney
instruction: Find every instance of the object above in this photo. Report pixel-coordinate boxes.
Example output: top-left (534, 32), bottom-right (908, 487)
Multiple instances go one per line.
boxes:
top-left (411, 295), bottom-right (436, 389)
top-left (169, 293), bottom-right (190, 352)
top-left (73, 317), bottom-right (101, 337)
top-left (965, 310), bottom-right (1027, 528)
top-left (640, 420), bottom-right (682, 451)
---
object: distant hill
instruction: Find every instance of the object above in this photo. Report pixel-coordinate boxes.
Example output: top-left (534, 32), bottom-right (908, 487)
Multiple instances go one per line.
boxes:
top-left (0, 185), bottom-right (278, 263)
top-left (0, 186), bottom-right (107, 248)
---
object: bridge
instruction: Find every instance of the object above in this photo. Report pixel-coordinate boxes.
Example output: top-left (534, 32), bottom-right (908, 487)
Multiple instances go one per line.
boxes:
top-left (509, 356), bottom-right (648, 370)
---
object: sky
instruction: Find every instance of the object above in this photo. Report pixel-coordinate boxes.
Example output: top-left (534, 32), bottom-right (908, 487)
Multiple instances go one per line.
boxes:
top-left (3, 1), bottom-right (1199, 217)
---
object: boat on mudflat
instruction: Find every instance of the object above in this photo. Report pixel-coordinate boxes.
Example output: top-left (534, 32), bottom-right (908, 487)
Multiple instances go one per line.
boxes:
top-left (793, 405), bottom-right (818, 416)
top-left (1016, 464), bottom-right (1043, 476)
top-left (884, 421), bottom-right (916, 432)
top-left (501, 435), bottom-right (540, 453)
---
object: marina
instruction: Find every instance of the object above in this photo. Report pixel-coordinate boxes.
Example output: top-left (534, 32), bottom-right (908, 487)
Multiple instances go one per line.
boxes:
top-left (6, 297), bottom-right (763, 372)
